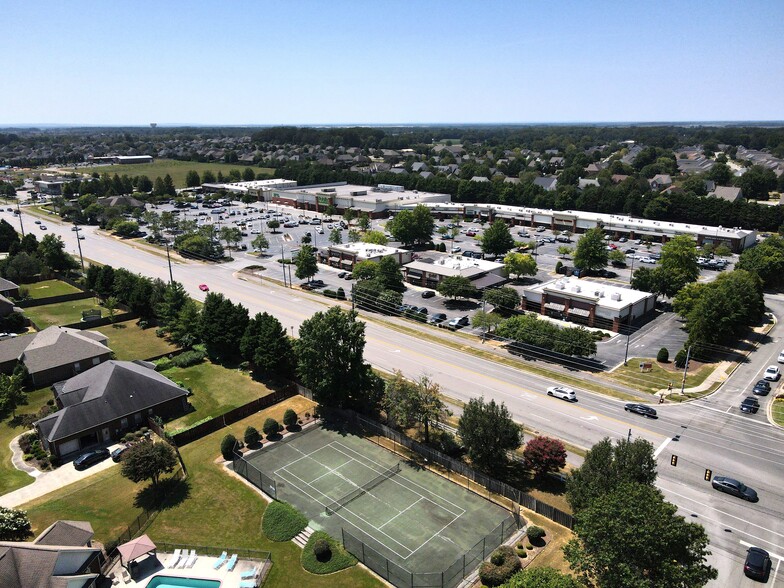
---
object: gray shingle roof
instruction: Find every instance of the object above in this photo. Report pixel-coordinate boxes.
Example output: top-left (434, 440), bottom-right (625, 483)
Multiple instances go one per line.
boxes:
top-left (0, 542), bottom-right (100, 588)
top-left (18, 327), bottom-right (110, 375)
top-left (0, 277), bottom-right (18, 292)
top-left (34, 521), bottom-right (94, 547)
top-left (36, 360), bottom-right (188, 443)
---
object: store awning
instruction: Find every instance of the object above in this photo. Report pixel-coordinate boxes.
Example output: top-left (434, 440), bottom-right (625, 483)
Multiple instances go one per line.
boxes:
top-left (568, 307), bottom-right (591, 317)
top-left (544, 302), bottom-right (565, 311)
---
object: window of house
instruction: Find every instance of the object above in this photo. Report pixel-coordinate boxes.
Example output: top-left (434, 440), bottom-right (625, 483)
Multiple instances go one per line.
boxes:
top-left (92, 357), bottom-right (100, 365)
top-left (73, 362), bottom-right (81, 372)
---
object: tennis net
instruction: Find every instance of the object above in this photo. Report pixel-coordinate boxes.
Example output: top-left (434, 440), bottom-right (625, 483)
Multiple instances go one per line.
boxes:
top-left (325, 462), bottom-right (401, 515)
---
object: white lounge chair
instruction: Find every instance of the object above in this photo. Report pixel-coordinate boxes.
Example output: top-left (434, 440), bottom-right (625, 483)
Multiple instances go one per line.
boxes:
top-left (168, 548), bottom-right (182, 568)
top-left (177, 549), bottom-right (190, 568)
top-left (185, 549), bottom-right (198, 568)
top-left (226, 553), bottom-right (238, 572)
top-left (213, 551), bottom-right (228, 569)
top-left (121, 568), bottom-right (132, 583)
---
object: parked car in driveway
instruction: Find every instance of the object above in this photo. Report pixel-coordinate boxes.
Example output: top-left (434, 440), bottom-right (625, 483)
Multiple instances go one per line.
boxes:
top-left (111, 446), bottom-right (129, 462)
top-left (740, 396), bottom-right (760, 414)
top-left (744, 546), bottom-right (771, 580)
top-left (764, 365), bottom-right (780, 381)
top-left (74, 448), bottom-right (110, 470)
top-left (546, 386), bottom-right (577, 402)
top-left (711, 476), bottom-right (758, 501)
top-left (624, 403), bottom-right (657, 418)
top-left (752, 380), bottom-right (771, 395)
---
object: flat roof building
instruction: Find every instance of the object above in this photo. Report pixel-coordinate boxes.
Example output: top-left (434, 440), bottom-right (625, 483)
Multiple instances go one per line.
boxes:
top-left (403, 254), bottom-right (506, 290)
top-left (317, 242), bottom-right (413, 270)
top-left (521, 277), bottom-right (656, 332)
top-left (202, 179), bottom-right (297, 195)
top-left (404, 202), bottom-right (757, 253)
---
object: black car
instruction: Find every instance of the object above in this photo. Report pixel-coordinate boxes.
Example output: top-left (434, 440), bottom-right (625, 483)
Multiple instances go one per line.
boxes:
top-left (624, 403), bottom-right (657, 418)
top-left (744, 546), bottom-right (771, 580)
top-left (740, 396), bottom-right (760, 414)
top-left (308, 279), bottom-right (325, 289)
top-left (711, 476), bottom-right (758, 502)
top-left (111, 446), bottom-right (129, 462)
top-left (421, 290), bottom-right (435, 299)
top-left (337, 271), bottom-right (347, 278)
top-left (427, 312), bottom-right (447, 324)
top-left (73, 448), bottom-right (110, 470)
top-left (752, 379), bottom-right (771, 396)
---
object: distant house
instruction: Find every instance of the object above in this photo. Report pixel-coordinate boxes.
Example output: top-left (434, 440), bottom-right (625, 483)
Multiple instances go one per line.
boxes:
top-left (549, 156), bottom-right (565, 167)
top-left (97, 195), bottom-right (145, 210)
top-left (0, 277), bottom-right (20, 298)
top-left (578, 178), bottom-right (600, 190)
top-left (470, 176), bottom-right (490, 183)
top-left (611, 174), bottom-right (630, 184)
top-left (0, 520), bottom-right (101, 588)
top-left (648, 174), bottom-right (673, 191)
top-left (0, 326), bottom-right (112, 387)
top-left (411, 162), bottom-right (429, 173)
top-left (709, 186), bottom-right (744, 202)
top-left (533, 176), bottom-right (558, 192)
top-left (35, 360), bottom-right (189, 457)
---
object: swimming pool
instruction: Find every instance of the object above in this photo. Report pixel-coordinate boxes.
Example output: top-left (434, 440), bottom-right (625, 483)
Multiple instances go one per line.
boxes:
top-left (145, 576), bottom-right (220, 588)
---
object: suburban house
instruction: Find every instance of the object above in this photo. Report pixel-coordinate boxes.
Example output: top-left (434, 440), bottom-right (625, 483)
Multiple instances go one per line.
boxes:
top-left (708, 186), bottom-right (744, 203)
top-left (533, 176), bottom-right (558, 192)
top-left (316, 242), bottom-right (413, 271)
top-left (648, 174), bottom-right (673, 191)
top-left (0, 520), bottom-right (101, 588)
top-left (35, 360), bottom-right (189, 457)
top-left (402, 255), bottom-right (506, 290)
top-left (0, 326), bottom-right (112, 387)
top-left (0, 277), bottom-right (19, 298)
top-left (0, 295), bottom-right (21, 318)
top-left (521, 277), bottom-right (656, 332)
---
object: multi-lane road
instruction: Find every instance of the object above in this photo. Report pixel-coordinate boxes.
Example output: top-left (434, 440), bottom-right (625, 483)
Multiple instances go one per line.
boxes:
top-left (6, 205), bottom-right (784, 586)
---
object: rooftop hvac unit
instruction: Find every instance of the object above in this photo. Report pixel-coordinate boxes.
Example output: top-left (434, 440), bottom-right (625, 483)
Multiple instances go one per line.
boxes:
top-left (557, 282), bottom-right (565, 289)
top-left (573, 285), bottom-right (581, 293)
top-left (611, 292), bottom-right (621, 301)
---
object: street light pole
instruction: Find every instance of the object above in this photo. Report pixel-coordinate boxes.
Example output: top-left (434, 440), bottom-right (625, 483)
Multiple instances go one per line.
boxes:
top-left (15, 200), bottom-right (24, 236)
top-left (680, 345), bottom-right (692, 394)
top-left (164, 241), bottom-right (174, 284)
top-left (73, 224), bottom-right (85, 274)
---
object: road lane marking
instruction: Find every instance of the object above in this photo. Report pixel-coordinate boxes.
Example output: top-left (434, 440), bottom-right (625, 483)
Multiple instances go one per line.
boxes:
top-left (653, 437), bottom-right (672, 459)
top-left (740, 540), bottom-right (784, 561)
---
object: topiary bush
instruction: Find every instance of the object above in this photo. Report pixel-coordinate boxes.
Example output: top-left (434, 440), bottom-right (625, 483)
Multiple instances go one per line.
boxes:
top-left (261, 500), bottom-right (308, 541)
top-left (657, 347), bottom-right (669, 363)
top-left (244, 426), bottom-right (260, 447)
top-left (526, 525), bottom-right (546, 546)
top-left (479, 546), bottom-right (521, 587)
top-left (301, 531), bottom-right (357, 574)
top-left (336, 287), bottom-right (346, 300)
top-left (283, 409), bottom-right (298, 429)
top-left (220, 434), bottom-right (238, 460)
top-left (674, 348), bottom-right (688, 368)
top-left (263, 418), bottom-right (281, 438)
top-left (313, 538), bottom-right (331, 562)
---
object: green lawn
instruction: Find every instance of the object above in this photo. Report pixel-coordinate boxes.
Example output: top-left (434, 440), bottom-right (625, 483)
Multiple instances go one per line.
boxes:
top-left (51, 159), bottom-right (275, 189)
top-left (0, 388), bottom-right (54, 495)
top-left (23, 298), bottom-right (103, 329)
top-left (23, 396), bottom-right (381, 588)
top-left (162, 362), bottom-right (275, 431)
top-left (772, 399), bottom-right (784, 427)
top-left (21, 279), bottom-right (82, 300)
top-left (95, 321), bottom-right (179, 361)
top-left (607, 357), bottom-right (715, 396)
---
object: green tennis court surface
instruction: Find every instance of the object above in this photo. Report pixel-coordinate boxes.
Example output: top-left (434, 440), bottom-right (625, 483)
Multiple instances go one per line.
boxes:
top-left (245, 425), bottom-right (514, 575)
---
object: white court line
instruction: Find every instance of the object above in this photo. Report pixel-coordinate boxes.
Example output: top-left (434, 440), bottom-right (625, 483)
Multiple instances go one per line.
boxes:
top-left (330, 441), bottom-right (466, 517)
top-left (308, 459), bottom-right (353, 484)
top-left (653, 437), bottom-right (672, 459)
top-left (275, 463), bottom-right (415, 559)
top-left (379, 497), bottom-right (424, 530)
top-left (740, 540), bottom-right (784, 561)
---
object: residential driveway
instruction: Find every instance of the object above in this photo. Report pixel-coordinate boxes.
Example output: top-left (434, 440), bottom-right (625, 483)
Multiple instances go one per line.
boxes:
top-left (0, 437), bottom-right (124, 508)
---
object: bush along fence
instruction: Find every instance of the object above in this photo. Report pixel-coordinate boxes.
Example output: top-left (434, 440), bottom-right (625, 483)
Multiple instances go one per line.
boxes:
top-left (336, 408), bottom-right (574, 530)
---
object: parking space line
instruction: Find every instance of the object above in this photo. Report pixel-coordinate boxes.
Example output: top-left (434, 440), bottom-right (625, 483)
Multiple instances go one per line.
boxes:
top-left (740, 540), bottom-right (784, 561)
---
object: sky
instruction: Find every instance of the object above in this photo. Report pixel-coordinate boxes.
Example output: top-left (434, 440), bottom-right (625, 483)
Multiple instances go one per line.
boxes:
top-left (2, 0), bottom-right (783, 126)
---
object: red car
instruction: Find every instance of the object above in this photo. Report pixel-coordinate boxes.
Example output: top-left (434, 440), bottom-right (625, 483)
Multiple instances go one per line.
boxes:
top-left (199, 284), bottom-right (209, 292)
top-left (466, 230), bottom-right (477, 237)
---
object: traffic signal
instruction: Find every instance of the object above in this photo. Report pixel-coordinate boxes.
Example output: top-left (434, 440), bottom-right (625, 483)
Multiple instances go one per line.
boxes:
top-left (670, 455), bottom-right (678, 467)
top-left (704, 469), bottom-right (712, 481)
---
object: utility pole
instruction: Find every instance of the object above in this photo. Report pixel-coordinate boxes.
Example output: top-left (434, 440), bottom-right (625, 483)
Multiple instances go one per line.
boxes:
top-left (281, 245), bottom-right (287, 287)
top-left (73, 224), bottom-right (85, 274)
top-left (15, 200), bottom-right (24, 236)
top-left (164, 241), bottom-right (174, 284)
top-left (680, 345), bottom-right (692, 394)
top-left (623, 308), bottom-right (633, 366)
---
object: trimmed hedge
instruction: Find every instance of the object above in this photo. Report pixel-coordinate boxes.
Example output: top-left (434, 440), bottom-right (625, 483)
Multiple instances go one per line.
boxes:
top-left (479, 545), bottom-right (521, 587)
top-left (261, 500), bottom-right (308, 542)
top-left (155, 349), bottom-right (206, 371)
top-left (301, 531), bottom-right (357, 574)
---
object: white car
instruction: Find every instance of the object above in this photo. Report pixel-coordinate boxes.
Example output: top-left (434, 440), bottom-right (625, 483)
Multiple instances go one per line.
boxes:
top-left (546, 386), bottom-right (577, 402)
top-left (764, 365), bottom-right (781, 381)
top-left (778, 351), bottom-right (784, 364)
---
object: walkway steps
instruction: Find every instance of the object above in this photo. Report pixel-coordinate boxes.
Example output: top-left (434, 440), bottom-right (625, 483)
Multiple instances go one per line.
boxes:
top-left (293, 526), bottom-right (314, 548)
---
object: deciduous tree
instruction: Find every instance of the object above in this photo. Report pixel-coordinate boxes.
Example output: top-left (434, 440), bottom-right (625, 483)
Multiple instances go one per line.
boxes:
top-left (503, 252), bottom-right (537, 279)
top-left (240, 312), bottom-right (293, 376)
top-left (482, 287), bottom-right (520, 312)
top-left (523, 436), bottom-right (567, 478)
top-left (121, 442), bottom-right (178, 487)
top-left (481, 220), bottom-right (516, 256)
top-left (573, 227), bottom-right (608, 272)
top-left (294, 244), bottom-right (318, 282)
top-left (437, 276), bottom-right (478, 300)
top-left (458, 397), bottom-right (522, 472)
top-left (0, 507), bottom-right (33, 541)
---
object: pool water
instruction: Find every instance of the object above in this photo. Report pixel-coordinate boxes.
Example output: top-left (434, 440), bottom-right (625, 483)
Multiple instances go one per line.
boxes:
top-left (146, 576), bottom-right (220, 588)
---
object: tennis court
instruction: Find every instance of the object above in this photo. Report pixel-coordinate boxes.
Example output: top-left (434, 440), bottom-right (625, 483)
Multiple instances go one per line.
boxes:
top-left (243, 425), bottom-right (515, 576)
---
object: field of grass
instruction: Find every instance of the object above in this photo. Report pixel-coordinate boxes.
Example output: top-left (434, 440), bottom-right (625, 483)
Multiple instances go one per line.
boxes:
top-left (162, 362), bottom-right (275, 430)
top-left (21, 279), bottom-right (82, 300)
top-left (23, 298), bottom-right (103, 329)
top-left (772, 399), bottom-right (784, 427)
top-left (607, 358), bottom-right (715, 396)
top-left (95, 321), bottom-right (179, 361)
top-left (22, 395), bottom-right (381, 588)
top-left (52, 159), bottom-right (275, 189)
top-left (0, 387), bottom-right (54, 495)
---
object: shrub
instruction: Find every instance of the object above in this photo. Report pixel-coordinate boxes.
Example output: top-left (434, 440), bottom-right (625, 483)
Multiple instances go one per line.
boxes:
top-left (155, 359), bottom-right (173, 371)
top-left (517, 549), bottom-right (527, 558)
top-left (555, 260), bottom-right (563, 274)
top-left (674, 348), bottom-right (688, 368)
top-left (336, 287), bottom-right (346, 300)
top-left (301, 531), bottom-right (357, 574)
top-left (283, 409), bottom-right (298, 428)
top-left (244, 426), bottom-right (260, 446)
top-left (313, 538), bottom-right (331, 562)
top-left (657, 347), bottom-right (669, 363)
top-left (23, 453), bottom-right (33, 461)
top-left (261, 500), bottom-right (308, 541)
top-left (263, 418), bottom-right (280, 438)
top-left (220, 434), bottom-right (238, 460)
top-left (323, 289), bottom-right (337, 298)
top-left (478, 546), bottom-right (521, 587)
top-left (526, 525), bottom-right (546, 544)
top-left (170, 349), bottom-right (206, 368)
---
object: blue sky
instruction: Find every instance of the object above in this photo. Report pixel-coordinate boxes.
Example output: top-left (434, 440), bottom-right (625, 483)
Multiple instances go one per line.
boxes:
top-left (2, 1), bottom-right (783, 125)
